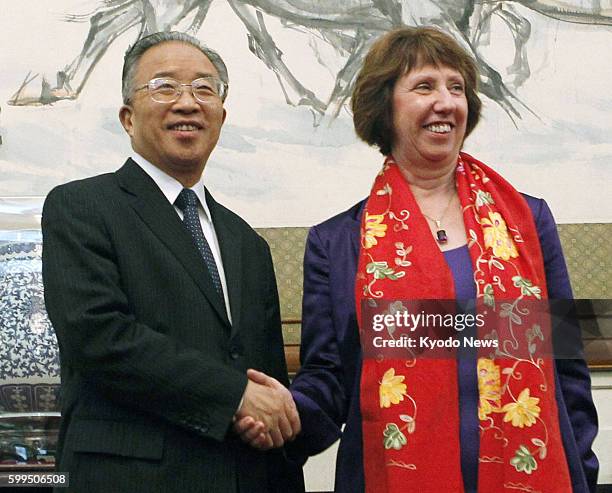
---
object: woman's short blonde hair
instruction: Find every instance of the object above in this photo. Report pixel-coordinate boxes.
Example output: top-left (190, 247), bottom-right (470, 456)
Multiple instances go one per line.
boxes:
top-left (351, 26), bottom-right (482, 155)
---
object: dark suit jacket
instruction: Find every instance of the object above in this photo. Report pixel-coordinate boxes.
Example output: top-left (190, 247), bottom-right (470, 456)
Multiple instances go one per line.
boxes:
top-left (290, 196), bottom-right (598, 493)
top-left (42, 159), bottom-right (304, 493)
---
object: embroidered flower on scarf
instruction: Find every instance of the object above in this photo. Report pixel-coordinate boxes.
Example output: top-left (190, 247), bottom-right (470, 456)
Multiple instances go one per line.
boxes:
top-left (512, 276), bottom-right (542, 299)
top-left (475, 190), bottom-right (495, 207)
top-left (477, 358), bottom-right (502, 420)
top-left (502, 388), bottom-right (541, 428)
top-left (481, 211), bottom-right (518, 260)
top-left (383, 423), bottom-right (407, 450)
top-left (379, 368), bottom-right (407, 408)
top-left (510, 445), bottom-right (538, 474)
top-left (364, 213), bottom-right (388, 249)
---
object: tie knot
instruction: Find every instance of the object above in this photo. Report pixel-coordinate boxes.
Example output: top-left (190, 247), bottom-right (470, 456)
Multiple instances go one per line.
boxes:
top-left (175, 188), bottom-right (199, 212)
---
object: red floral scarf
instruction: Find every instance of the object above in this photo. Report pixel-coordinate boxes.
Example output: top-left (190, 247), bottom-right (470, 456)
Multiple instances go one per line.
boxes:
top-left (356, 152), bottom-right (572, 492)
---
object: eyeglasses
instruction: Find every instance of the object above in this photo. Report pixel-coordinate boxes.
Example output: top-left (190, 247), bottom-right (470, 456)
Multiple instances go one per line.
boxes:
top-left (133, 76), bottom-right (228, 103)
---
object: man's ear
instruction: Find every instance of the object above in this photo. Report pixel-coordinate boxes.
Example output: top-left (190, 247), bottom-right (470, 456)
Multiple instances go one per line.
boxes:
top-left (119, 105), bottom-right (134, 137)
top-left (222, 108), bottom-right (227, 125)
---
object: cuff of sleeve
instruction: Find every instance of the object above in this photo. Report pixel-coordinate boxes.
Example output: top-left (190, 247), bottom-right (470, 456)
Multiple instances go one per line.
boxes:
top-left (236, 393), bottom-right (245, 415)
top-left (186, 370), bottom-right (248, 442)
top-left (285, 390), bottom-right (342, 462)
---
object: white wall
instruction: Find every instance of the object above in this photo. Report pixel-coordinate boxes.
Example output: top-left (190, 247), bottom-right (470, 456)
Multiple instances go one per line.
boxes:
top-left (593, 372), bottom-right (612, 485)
top-left (1, 2), bottom-right (612, 226)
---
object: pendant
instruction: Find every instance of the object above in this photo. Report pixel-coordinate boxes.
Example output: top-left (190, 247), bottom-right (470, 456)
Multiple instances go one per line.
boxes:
top-left (436, 229), bottom-right (448, 244)
top-left (433, 220), bottom-right (448, 244)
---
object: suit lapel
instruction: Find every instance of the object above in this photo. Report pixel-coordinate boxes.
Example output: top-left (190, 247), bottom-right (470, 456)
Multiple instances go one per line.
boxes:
top-left (206, 189), bottom-right (242, 337)
top-left (115, 159), bottom-right (230, 328)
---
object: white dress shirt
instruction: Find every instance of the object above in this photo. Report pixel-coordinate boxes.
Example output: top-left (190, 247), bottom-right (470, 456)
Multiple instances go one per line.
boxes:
top-left (131, 153), bottom-right (232, 323)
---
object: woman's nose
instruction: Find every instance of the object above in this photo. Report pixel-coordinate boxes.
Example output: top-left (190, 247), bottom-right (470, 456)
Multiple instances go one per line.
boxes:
top-left (433, 87), bottom-right (455, 113)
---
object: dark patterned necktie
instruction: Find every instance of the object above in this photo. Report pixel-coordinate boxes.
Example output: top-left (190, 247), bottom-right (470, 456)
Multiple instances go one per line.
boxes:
top-left (174, 188), bottom-right (224, 298)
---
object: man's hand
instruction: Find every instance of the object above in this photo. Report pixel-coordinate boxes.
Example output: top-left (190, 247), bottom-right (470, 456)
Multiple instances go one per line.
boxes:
top-left (234, 369), bottom-right (301, 450)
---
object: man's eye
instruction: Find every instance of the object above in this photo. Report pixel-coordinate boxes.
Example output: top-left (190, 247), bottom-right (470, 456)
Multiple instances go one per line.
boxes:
top-left (152, 81), bottom-right (176, 92)
top-left (194, 84), bottom-right (214, 93)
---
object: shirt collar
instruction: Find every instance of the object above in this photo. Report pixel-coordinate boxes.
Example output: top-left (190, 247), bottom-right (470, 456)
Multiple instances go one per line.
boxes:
top-left (130, 152), bottom-right (212, 221)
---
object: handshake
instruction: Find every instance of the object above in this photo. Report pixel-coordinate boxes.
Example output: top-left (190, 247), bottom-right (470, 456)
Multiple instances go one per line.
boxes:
top-left (234, 369), bottom-right (301, 450)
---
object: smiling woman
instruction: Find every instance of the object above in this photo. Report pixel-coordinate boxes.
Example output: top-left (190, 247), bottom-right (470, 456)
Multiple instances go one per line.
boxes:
top-left (391, 65), bottom-right (467, 167)
top-left (283, 26), bottom-right (599, 493)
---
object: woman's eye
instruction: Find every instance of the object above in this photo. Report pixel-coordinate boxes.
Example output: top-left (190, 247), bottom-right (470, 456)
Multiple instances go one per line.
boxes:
top-left (451, 84), bottom-right (464, 94)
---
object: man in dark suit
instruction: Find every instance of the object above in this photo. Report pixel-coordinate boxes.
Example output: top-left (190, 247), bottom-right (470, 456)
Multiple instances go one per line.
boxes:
top-left (42, 31), bottom-right (304, 493)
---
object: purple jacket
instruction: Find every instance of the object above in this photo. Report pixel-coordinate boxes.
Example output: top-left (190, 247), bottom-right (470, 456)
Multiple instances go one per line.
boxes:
top-left (290, 195), bottom-right (599, 493)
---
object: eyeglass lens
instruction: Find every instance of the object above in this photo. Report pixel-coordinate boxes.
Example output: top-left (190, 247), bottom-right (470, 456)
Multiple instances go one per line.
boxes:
top-left (148, 78), bottom-right (225, 102)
